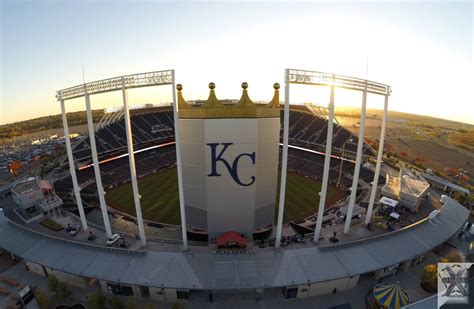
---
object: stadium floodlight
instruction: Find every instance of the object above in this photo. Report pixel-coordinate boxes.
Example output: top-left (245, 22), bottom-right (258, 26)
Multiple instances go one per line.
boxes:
top-left (56, 69), bottom-right (189, 250)
top-left (275, 69), bottom-right (391, 247)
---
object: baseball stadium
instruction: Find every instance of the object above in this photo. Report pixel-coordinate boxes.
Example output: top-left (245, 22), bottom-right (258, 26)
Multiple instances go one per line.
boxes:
top-left (0, 69), bottom-right (471, 307)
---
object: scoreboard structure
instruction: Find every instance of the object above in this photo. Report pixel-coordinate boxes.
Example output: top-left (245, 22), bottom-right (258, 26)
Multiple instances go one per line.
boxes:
top-left (178, 82), bottom-right (281, 238)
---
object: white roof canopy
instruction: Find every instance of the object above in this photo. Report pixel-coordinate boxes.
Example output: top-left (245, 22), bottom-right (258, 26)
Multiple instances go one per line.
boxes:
top-left (389, 212), bottom-right (400, 220)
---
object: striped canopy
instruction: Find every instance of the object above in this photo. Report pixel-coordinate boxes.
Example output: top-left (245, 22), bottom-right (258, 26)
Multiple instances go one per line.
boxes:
top-left (373, 283), bottom-right (409, 309)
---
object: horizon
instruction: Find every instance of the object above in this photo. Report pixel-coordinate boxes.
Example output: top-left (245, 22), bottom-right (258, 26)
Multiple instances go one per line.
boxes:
top-left (1, 1), bottom-right (473, 125)
top-left (1, 103), bottom-right (473, 129)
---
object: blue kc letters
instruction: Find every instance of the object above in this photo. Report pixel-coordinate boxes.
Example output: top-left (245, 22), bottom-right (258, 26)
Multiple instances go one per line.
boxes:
top-left (207, 143), bottom-right (256, 186)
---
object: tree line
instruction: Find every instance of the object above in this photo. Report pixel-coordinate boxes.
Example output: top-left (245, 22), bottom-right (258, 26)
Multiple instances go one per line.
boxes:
top-left (0, 110), bottom-right (104, 139)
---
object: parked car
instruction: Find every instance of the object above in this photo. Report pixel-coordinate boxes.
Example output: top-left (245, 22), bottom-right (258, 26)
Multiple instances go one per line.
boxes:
top-left (106, 233), bottom-right (121, 246)
top-left (69, 224), bottom-right (81, 236)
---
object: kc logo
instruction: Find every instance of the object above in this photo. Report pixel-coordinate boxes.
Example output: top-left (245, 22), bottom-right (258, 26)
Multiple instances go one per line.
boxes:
top-left (207, 143), bottom-right (256, 186)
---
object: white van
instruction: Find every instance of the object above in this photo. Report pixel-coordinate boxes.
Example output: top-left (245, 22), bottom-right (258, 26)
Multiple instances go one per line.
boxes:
top-left (106, 233), bottom-right (121, 246)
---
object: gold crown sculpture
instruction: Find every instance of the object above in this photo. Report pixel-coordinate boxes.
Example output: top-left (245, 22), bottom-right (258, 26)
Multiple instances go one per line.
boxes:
top-left (177, 82), bottom-right (281, 119)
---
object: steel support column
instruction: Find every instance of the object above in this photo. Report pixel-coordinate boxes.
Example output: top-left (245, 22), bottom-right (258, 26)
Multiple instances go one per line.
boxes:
top-left (171, 70), bottom-right (189, 250)
top-left (313, 84), bottom-right (335, 241)
top-left (365, 93), bottom-right (389, 225)
top-left (60, 100), bottom-right (88, 230)
top-left (344, 86), bottom-right (367, 234)
top-left (275, 69), bottom-right (290, 249)
top-left (121, 78), bottom-right (146, 246)
top-left (84, 85), bottom-right (112, 237)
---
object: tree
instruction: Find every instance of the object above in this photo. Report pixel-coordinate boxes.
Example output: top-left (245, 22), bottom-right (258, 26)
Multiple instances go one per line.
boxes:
top-left (452, 191), bottom-right (468, 207)
top-left (446, 251), bottom-right (464, 263)
top-left (48, 275), bottom-right (60, 293)
top-left (48, 275), bottom-right (72, 300)
top-left (89, 292), bottom-right (107, 309)
top-left (56, 280), bottom-right (72, 300)
top-left (34, 287), bottom-right (51, 309)
top-left (420, 264), bottom-right (437, 292)
top-left (108, 297), bottom-right (126, 309)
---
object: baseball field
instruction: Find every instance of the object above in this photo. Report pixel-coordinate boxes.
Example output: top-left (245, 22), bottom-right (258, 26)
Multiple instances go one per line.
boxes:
top-left (105, 167), bottom-right (346, 225)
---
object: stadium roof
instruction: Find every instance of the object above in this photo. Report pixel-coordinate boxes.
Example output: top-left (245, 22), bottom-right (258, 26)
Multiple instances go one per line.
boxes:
top-left (383, 171), bottom-right (430, 199)
top-left (0, 198), bottom-right (468, 290)
top-left (400, 174), bottom-right (430, 198)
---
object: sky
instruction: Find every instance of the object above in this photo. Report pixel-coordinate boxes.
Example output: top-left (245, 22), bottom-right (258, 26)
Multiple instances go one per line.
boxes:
top-left (0, 1), bottom-right (473, 125)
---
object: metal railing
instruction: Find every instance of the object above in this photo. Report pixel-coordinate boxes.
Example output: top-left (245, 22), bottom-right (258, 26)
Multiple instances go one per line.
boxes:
top-left (288, 69), bottom-right (391, 96)
top-left (318, 217), bottom-right (429, 251)
top-left (57, 70), bottom-right (173, 101)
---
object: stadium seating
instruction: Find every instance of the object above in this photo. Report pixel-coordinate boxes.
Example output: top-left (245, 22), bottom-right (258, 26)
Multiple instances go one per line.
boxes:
top-left (72, 109), bottom-right (175, 161)
top-left (55, 146), bottom-right (176, 208)
top-left (61, 106), bottom-right (376, 208)
top-left (73, 108), bottom-right (373, 163)
top-left (284, 147), bottom-right (372, 191)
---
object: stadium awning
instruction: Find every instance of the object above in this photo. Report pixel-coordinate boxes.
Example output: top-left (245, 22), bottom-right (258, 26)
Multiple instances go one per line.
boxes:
top-left (380, 196), bottom-right (399, 208)
top-left (217, 231), bottom-right (247, 248)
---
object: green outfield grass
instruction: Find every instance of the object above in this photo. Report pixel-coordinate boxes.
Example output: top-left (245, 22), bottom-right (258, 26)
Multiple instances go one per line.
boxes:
top-left (105, 167), bottom-right (346, 225)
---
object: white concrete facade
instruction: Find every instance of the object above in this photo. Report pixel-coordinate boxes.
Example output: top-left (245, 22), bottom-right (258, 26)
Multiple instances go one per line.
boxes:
top-left (296, 276), bottom-right (360, 298)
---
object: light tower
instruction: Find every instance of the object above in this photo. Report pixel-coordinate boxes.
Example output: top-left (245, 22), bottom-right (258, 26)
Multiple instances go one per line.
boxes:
top-left (275, 69), bottom-right (391, 246)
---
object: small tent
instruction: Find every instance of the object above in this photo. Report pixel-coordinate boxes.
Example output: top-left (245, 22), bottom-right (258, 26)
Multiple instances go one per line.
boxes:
top-left (216, 231), bottom-right (247, 248)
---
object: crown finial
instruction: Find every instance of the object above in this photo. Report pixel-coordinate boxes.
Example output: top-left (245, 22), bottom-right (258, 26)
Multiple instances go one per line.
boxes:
top-left (204, 82), bottom-right (222, 108)
top-left (234, 82), bottom-right (255, 108)
top-left (267, 82), bottom-right (280, 108)
top-left (176, 84), bottom-right (190, 109)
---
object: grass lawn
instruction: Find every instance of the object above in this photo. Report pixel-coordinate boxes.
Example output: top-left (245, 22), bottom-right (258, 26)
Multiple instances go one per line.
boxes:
top-left (105, 167), bottom-right (346, 225)
top-left (275, 172), bottom-right (345, 222)
top-left (106, 167), bottom-right (181, 225)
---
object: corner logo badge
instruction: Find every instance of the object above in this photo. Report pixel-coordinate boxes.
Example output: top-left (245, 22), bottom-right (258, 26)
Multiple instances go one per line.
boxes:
top-left (438, 263), bottom-right (473, 308)
top-left (207, 143), bottom-right (256, 187)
